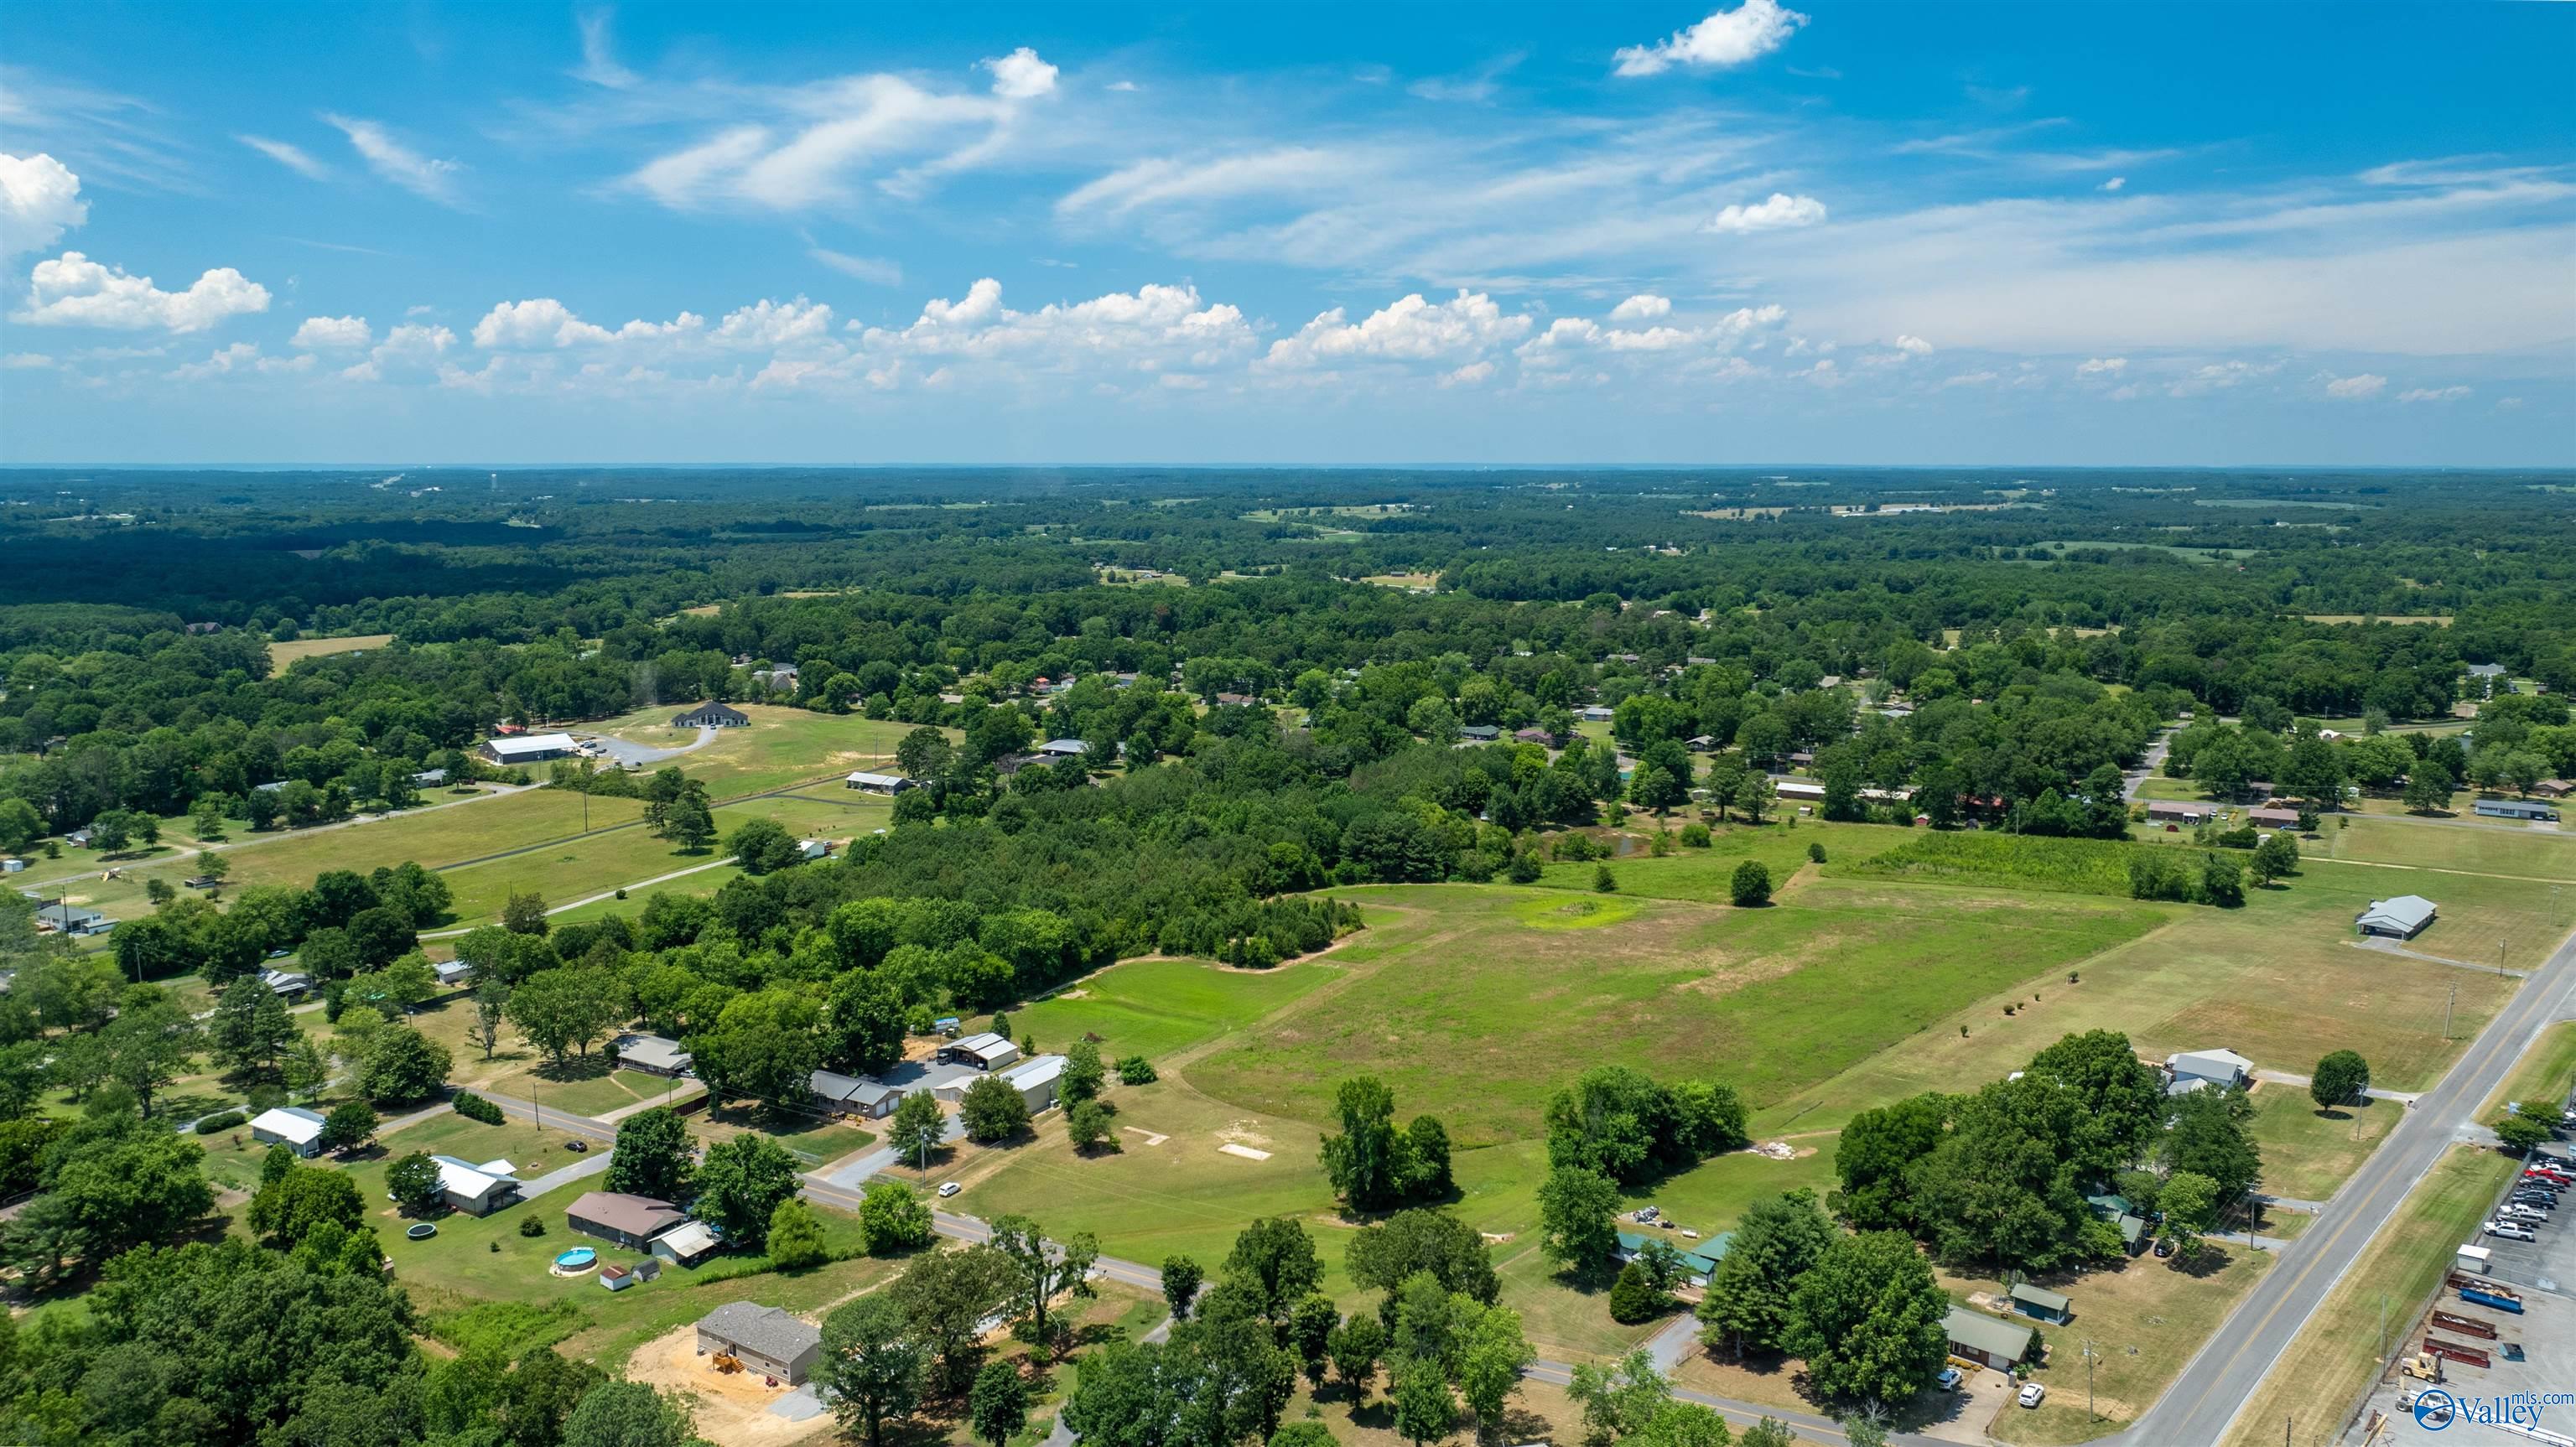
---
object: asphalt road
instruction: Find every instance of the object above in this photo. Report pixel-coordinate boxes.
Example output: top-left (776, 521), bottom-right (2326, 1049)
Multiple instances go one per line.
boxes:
top-left (2124, 912), bottom-right (2576, 1446)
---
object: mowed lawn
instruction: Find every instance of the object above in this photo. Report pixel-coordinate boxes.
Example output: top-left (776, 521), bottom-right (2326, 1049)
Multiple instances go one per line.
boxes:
top-left (1755, 864), bottom-right (2527, 1138)
top-left (1527, 817), bottom-right (1916, 903)
top-left (2481, 1019), bottom-right (2576, 1120)
top-left (436, 791), bottom-right (892, 925)
top-left (1186, 880), bottom-right (2168, 1146)
top-left (2307, 813), bottom-right (2576, 884)
top-left (2247, 1086), bottom-right (2400, 1204)
top-left (269, 632), bottom-right (395, 666)
top-left (588, 703), bottom-right (932, 796)
top-left (1000, 956), bottom-right (1347, 1066)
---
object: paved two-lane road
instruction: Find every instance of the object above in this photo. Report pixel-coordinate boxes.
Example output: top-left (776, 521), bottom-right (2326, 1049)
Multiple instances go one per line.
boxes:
top-left (2124, 912), bottom-right (2576, 1446)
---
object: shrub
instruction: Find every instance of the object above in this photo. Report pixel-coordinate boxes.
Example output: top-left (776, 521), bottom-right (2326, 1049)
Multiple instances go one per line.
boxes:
top-left (452, 1091), bottom-right (506, 1126)
top-left (518, 1215), bottom-right (547, 1237)
top-left (195, 1110), bottom-right (247, 1135)
top-left (1116, 1055), bottom-right (1158, 1085)
top-left (1730, 860), bottom-right (1772, 907)
top-left (1607, 1259), bottom-right (1665, 1324)
top-left (1806, 842), bottom-right (1826, 864)
top-left (1506, 851), bottom-right (1543, 883)
top-left (1592, 864), bottom-right (1618, 893)
top-left (1679, 823), bottom-right (1711, 848)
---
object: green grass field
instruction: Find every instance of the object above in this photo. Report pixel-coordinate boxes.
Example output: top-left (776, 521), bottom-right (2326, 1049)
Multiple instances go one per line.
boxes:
top-left (1000, 956), bottom-right (1346, 1066)
top-left (586, 703), bottom-right (932, 796)
top-left (2481, 1019), bottom-right (2576, 1121)
top-left (269, 632), bottom-right (396, 666)
top-left (1187, 880), bottom-right (2166, 1146)
top-left (2247, 1087), bottom-right (2399, 1203)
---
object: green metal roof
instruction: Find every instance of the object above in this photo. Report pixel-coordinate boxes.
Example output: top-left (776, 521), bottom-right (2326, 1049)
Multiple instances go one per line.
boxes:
top-left (1944, 1306), bottom-right (2037, 1362)
top-left (2011, 1282), bottom-right (2072, 1314)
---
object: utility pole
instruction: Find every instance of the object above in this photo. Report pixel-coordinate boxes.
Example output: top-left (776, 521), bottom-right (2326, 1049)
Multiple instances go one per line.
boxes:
top-left (2446, 980), bottom-right (2457, 1041)
top-left (2082, 1340), bottom-right (2098, 1423)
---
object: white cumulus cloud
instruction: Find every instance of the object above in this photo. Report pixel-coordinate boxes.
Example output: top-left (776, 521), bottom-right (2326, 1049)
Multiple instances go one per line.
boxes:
top-left (1615, 0), bottom-right (1807, 76)
top-left (1893, 334), bottom-right (1934, 355)
top-left (1264, 290), bottom-right (1533, 369)
top-left (292, 315), bottom-right (372, 349)
top-left (15, 252), bottom-right (269, 332)
top-left (2099, 176), bottom-right (2127, 193)
top-left (2324, 372), bottom-right (2386, 399)
top-left (1, 153), bottom-right (87, 257)
top-left (1706, 192), bottom-right (1826, 234)
top-left (2076, 356), bottom-right (2127, 376)
top-left (982, 47), bottom-right (1059, 100)
top-left (2397, 385), bottom-right (2472, 403)
top-left (1609, 294), bottom-right (1673, 322)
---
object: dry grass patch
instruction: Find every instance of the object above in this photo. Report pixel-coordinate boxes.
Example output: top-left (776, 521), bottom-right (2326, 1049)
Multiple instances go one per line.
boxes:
top-left (270, 632), bottom-right (395, 666)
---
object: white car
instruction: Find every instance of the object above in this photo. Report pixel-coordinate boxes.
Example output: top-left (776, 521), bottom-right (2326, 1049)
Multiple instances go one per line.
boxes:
top-left (1936, 1367), bottom-right (1965, 1391)
top-left (937, 1181), bottom-right (961, 1198)
top-left (2487, 1221), bottom-right (2538, 1242)
top-left (2018, 1382), bottom-right (2047, 1408)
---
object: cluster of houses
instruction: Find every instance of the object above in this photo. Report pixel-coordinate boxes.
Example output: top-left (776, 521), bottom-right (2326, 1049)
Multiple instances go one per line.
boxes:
top-left (601, 1028), bottom-right (1069, 1122)
top-left (249, 1104), bottom-right (526, 1215)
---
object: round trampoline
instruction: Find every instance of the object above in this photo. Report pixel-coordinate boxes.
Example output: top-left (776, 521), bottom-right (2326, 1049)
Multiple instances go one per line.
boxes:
top-left (406, 1222), bottom-right (438, 1241)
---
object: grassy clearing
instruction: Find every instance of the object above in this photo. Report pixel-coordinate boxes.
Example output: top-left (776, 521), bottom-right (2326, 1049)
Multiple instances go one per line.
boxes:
top-left (269, 633), bottom-right (396, 666)
top-left (1839, 831), bottom-right (2140, 897)
top-left (2220, 1144), bottom-right (2519, 1447)
top-left (2481, 1019), bottom-right (2576, 1120)
top-left (1001, 956), bottom-right (1344, 1066)
top-left (585, 703), bottom-right (931, 796)
top-left (2307, 813), bottom-right (2576, 883)
top-left (1532, 819), bottom-right (1903, 901)
top-left (692, 1102), bottom-right (875, 1169)
top-left (436, 791), bottom-right (890, 925)
top-left (1189, 881), bottom-right (2164, 1147)
top-left (1753, 868), bottom-right (2516, 1137)
top-left (2247, 1087), bottom-right (2398, 1202)
top-left (1358, 573), bottom-right (1440, 590)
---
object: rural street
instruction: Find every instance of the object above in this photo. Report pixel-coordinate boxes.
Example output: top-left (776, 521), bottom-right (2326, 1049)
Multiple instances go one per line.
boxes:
top-left (2119, 910), bottom-right (2576, 1447)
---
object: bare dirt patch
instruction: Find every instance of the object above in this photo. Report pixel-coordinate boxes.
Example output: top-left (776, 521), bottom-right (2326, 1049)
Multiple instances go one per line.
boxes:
top-left (622, 1325), bottom-right (823, 1447)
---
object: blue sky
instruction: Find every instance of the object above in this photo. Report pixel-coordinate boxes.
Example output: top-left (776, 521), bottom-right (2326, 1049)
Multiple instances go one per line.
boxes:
top-left (3, 1), bottom-right (2571, 465)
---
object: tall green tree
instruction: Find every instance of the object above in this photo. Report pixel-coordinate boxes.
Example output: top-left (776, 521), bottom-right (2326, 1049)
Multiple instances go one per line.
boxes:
top-left (1535, 1165), bottom-right (1623, 1280)
top-left (817, 1295), bottom-right (927, 1447)
top-left (991, 1214), bottom-right (1101, 1355)
top-left (1782, 1231), bottom-right (1951, 1406)
top-left (1320, 1076), bottom-right (1410, 1210)
top-left (693, 1135), bottom-right (802, 1249)
top-left (605, 1107), bottom-right (697, 1202)
top-left (1696, 1189), bottom-right (1835, 1357)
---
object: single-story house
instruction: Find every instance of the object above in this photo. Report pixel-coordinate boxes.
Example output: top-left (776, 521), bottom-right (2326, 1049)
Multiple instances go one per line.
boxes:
top-left (432, 960), bottom-right (475, 988)
top-left (2110, 1213), bottom-right (2150, 1253)
top-left (696, 1302), bottom-right (823, 1385)
top-left (2145, 801), bottom-right (2212, 825)
top-left (672, 702), bottom-right (750, 729)
top-left (1787, 749), bottom-right (1816, 766)
top-left (2475, 799), bottom-right (2559, 822)
top-left (567, 1190), bottom-right (690, 1248)
top-left (2532, 779), bottom-right (2572, 799)
top-left (2165, 1048), bottom-right (2254, 1097)
top-left (1515, 728), bottom-right (1555, 745)
top-left (1770, 778), bottom-right (1827, 801)
top-left (259, 967), bottom-right (314, 998)
top-left (796, 838), bottom-right (832, 861)
top-left (612, 1033), bottom-right (693, 1076)
top-left (939, 1032), bottom-right (1021, 1071)
top-left (600, 1257), bottom-right (662, 1291)
top-left (36, 904), bottom-right (110, 936)
top-left (413, 768), bottom-right (449, 787)
top-left (0, 858), bottom-right (23, 874)
top-left (1459, 725), bottom-right (1502, 742)
top-left (2356, 895), bottom-right (2438, 940)
top-left (810, 1069), bottom-right (899, 1119)
top-left (2468, 662), bottom-right (2510, 698)
top-left (844, 770), bottom-right (917, 795)
top-left (2010, 1283), bottom-right (2073, 1325)
top-left (750, 665), bottom-right (799, 693)
top-left (651, 1220), bottom-right (721, 1268)
top-left (1944, 1305), bottom-right (2038, 1372)
top-left (65, 828), bottom-right (92, 848)
top-left (1037, 739), bottom-right (1090, 759)
top-left (1213, 692), bottom-right (1257, 708)
top-left (251, 1105), bottom-right (330, 1156)
top-left (1577, 705), bottom-right (1616, 723)
top-left (480, 732), bottom-right (578, 765)
top-left (1001, 1055), bottom-right (1067, 1113)
top-left (1613, 1230), bottom-right (1732, 1287)
top-left (2083, 1192), bottom-right (2132, 1220)
top-left (2248, 806), bottom-right (2301, 829)
top-left (1685, 734), bottom-right (1716, 751)
top-left (429, 1155), bottom-right (522, 1216)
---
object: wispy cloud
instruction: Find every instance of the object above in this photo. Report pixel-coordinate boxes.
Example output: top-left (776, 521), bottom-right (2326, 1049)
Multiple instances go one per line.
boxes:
top-left (574, 9), bottom-right (640, 89)
top-left (323, 113), bottom-right (466, 205)
top-left (809, 246), bottom-right (902, 286)
top-left (237, 134), bottom-right (331, 179)
top-left (1613, 0), bottom-right (1808, 78)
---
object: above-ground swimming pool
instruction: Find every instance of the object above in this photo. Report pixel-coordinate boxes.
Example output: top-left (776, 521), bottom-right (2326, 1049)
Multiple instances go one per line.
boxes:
top-left (553, 1247), bottom-right (597, 1269)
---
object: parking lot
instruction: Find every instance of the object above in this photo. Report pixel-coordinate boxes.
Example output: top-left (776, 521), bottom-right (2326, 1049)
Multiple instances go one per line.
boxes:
top-left (2359, 1146), bottom-right (2576, 1444)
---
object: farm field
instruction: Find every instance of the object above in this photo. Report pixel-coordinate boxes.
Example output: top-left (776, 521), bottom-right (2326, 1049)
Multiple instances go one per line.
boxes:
top-left (2220, 1145), bottom-right (2518, 1447)
top-left (269, 632), bottom-right (397, 666)
top-left (1000, 955), bottom-right (1347, 1066)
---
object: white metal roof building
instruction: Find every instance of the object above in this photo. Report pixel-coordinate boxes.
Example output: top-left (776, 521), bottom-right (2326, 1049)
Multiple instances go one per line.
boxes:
top-left (1001, 1054), bottom-right (1067, 1113)
top-left (480, 732), bottom-right (579, 764)
top-left (844, 770), bottom-right (917, 794)
top-left (939, 1032), bottom-right (1021, 1071)
top-left (2356, 895), bottom-right (2438, 940)
top-left (250, 1105), bottom-right (329, 1155)
top-left (428, 1154), bottom-right (522, 1216)
top-left (611, 1032), bottom-right (694, 1076)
